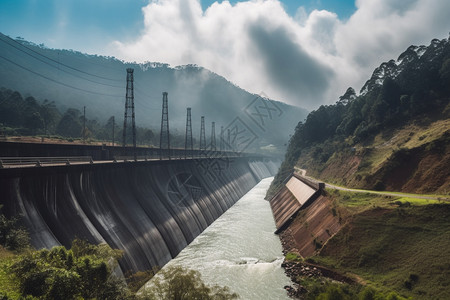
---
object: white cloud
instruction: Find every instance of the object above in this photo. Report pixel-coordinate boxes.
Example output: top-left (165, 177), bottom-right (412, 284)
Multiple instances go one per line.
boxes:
top-left (112, 0), bottom-right (450, 110)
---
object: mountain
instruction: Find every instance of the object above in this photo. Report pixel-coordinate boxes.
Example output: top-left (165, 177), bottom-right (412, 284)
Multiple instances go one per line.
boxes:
top-left (269, 35), bottom-right (450, 196)
top-left (0, 33), bottom-right (308, 153)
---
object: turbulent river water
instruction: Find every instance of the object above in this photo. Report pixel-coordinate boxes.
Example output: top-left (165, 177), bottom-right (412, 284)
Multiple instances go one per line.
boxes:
top-left (142, 177), bottom-right (291, 299)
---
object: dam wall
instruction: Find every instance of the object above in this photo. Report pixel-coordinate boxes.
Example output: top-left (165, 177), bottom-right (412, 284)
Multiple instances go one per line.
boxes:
top-left (269, 174), bottom-right (322, 233)
top-left (269, 173), bottom-right (341, 257)
top-left (0, 158), bottom-right (280, 272)
top-left (0, 141), bottom-right (243, 161)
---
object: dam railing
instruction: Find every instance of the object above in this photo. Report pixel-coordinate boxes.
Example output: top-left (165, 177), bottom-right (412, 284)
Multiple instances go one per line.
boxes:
top-left (0, 156), bottom-right (94, 168)
top-left (0, 151), bottom-right (268, 169)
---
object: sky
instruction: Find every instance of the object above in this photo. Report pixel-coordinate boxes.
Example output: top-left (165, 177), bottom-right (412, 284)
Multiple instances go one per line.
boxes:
top-left (1, 0), bottom-right (449, 110)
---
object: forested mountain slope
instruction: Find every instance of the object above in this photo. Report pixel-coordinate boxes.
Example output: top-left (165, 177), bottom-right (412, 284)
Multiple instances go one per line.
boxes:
top-left (0, 33), bottom-right (307, 153)
top-left (270, 36), bottom-right (450, 196)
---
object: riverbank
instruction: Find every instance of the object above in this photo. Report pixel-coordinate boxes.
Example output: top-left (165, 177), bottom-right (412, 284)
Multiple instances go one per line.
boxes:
top-left (141, 177), bottom-right (291, 299)
top-left (274, 186), bottom-right (450, 299)
top-left (278, 223), bottom-right (358, 299)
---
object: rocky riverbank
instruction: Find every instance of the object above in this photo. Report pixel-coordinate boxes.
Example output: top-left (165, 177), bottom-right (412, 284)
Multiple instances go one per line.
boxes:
top-left (279, 225), bottom-right (357, 298)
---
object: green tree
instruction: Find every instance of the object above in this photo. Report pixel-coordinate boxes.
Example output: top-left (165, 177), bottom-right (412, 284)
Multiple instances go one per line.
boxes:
top-left (56, 108), bottom-right (82, 138)
top-left (10, 240), bottom-right (128, 299)
top-left (143, 129), bottom-right (155, 145)
top-left (25, 112), bottom-right (44, 134)
top-left (0, 214), bottom-right (30, 251)
top-left (40, 100), bottom-right (61, 135)
top-left (142, 266), bottom-right (238, 300)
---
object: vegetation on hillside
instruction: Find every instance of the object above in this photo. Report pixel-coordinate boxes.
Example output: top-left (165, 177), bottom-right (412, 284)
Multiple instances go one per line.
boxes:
top-left (0, 87), bottom-right (194, 147)
top-left (1, 33), bottom-right (308, 153)
top-left (281, 189), bottom-right (450, 299)
top-left (292, 279), bottom-right (409, 300)
top-left (268, 37), bottom-right (450, 197)
top-left (311, 191), bottom-right (450, 299)
top-left (0, 212), bottom-right (238, 299)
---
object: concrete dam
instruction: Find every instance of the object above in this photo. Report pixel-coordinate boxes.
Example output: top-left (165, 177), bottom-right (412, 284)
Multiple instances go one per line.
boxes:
top-left (0, 154), bottom-right (279, 273)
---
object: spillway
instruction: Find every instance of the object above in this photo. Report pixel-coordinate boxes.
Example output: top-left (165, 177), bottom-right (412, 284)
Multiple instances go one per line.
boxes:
top-left (142, 177), bottom-right (291, 299)
top-left (0, 158), bottom-right (279, 273)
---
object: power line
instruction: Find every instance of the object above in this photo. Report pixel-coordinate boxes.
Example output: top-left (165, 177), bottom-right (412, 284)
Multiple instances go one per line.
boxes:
top-left (0, 37), bottom-right (123, 88)
top-left (0, 34), bottom-right (122, 82)
top-left (0, 54), bottom-right (121, 98)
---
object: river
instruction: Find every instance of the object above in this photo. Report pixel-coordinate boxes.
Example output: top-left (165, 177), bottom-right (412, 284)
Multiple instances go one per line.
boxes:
top-left (142, 177), bottom-right (291, 299)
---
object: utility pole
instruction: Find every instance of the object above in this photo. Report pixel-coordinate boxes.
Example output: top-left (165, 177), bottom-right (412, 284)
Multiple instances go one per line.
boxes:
top-left (185, 108), bottom-right (193, 159)
top-left (112, 116), bottom-right (115, 147)
top-left (83, 106), bottom-right (86, 143)
top-left (227, 129), bottom-right (231, 151)
top-left (160, 92), bottom-right (170, 160)
top-left (210, 122), bottom-right (216, 151)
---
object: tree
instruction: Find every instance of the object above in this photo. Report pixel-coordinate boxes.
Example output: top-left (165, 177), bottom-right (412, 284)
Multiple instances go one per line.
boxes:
top-left (56, 108), bottom-right (82, 138)
top-left (144, 129), bottom-right (155, 145)
top-left (25, 112), bottom-right (44, 134)
top-left (0, 213), bottom-right (30, 251)
top-left (439, 58), bottom-right (450, 90)
top-left (40, 100), bottom-right (61, 135)
top-left (142, 266), bottom-right (238, 300)
top-left (337, 87), bottom-right (356, 105)
top-left (10, 240), bottom-right (128, 299)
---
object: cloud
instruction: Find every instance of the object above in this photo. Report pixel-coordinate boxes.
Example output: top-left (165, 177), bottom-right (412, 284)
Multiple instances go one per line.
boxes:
top-left (248, 23), bottom-right (333, 105)
top-left (112, 0), bottom-right (450, 110)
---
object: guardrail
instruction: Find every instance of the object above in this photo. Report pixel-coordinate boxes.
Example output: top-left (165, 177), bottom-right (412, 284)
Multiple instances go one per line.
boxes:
top-left (0, 156), bottom-right (93, 168)
top-left (113, 153), bottom-right (242, 162)
top-left (0, 151), bottom-right (271, 169)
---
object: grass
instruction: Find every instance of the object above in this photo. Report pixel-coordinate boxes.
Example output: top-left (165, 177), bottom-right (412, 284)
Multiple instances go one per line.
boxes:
top-left (326, 189), bottom-right (394, 214)
top-left (403, 119), bottom-right (450, 149)
top-left (393, 197), bottom-right (441, 206)
top-left (313, 204), bottom-right (450, 299)
top-left (326, 186), bottom-right (449, 201)
top-left (370, 119), bottom-right (450, 151)
top-left (301, 117), bottom-right (450, 194)
top-left (285, 252), bottom-right (303, 262)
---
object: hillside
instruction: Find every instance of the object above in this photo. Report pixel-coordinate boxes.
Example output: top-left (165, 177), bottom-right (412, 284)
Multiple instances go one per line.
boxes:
top-left (279, 188), bottom-right (450, 299)
top-left (269, 36), bottom-right (450, 196)
top-left (0, 32), bottom-right (308, 153)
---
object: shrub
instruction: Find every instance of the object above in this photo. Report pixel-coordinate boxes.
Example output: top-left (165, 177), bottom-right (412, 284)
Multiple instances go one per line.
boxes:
top-left (285, 252), bottom-right (302, 262)
top-left (373, 180), bottom-right (385, 191)
top-left (0, 214), bottom-right (30, 251)
top-left (10, 240), bottom-right (128, 299)
top-left (141, 266), bottom-right (238, 300)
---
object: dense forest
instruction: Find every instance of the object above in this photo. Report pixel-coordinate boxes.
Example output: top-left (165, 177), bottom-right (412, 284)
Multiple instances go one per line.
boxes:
top-left (269, 37), bottom-right (450, 196)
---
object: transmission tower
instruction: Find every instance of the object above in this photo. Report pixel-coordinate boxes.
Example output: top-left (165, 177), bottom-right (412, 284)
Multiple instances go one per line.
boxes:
top-left (220, 126), bottom-right (224, 151)
top-left (199, 116), bottom-right (206, 152)
top-left (159, 92), bottom-right (170, 159)
top-left (185, 107), bottom-right (193, 158)
top-left (210, 122), bottom-right (216, 151)
top-left (227, 129), bottom-right (231, 151)
top-left (122, 68), bottom-right (136, 154)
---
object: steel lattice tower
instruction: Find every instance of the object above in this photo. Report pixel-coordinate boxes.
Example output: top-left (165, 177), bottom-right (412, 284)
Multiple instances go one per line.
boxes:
top-left (210, 122), bottom-right (216, 151)
top-left (122, 68), bottom-right (136, 152)
top-left (219, 126), bottom-right (224, 151)
top-left (199, 116), bottom-right (206, 151)
top-left (159, 92), bottom-right (170, 159)
top-left (185, 107), bottom-right (193, 158)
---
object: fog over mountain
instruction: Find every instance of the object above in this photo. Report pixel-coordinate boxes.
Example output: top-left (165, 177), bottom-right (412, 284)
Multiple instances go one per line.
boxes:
top-left (0, 33), bottom-right (307, 152)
